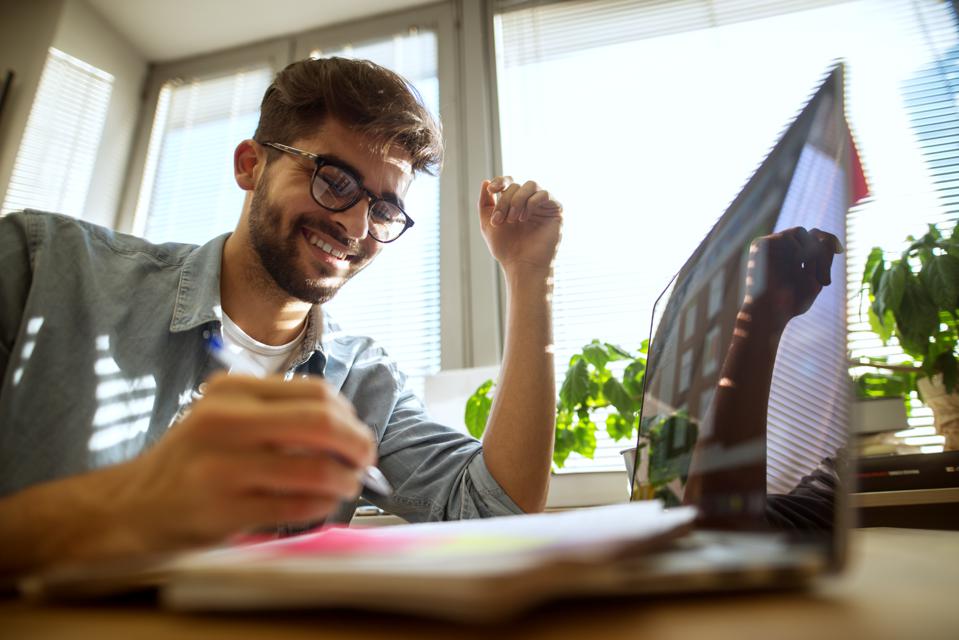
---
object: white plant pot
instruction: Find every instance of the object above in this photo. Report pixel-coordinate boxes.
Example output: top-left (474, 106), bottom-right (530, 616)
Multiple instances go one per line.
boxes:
top-left (620, 445), bottom-right (656, 500)
top-left (917, 375), bottom-right (959, 451)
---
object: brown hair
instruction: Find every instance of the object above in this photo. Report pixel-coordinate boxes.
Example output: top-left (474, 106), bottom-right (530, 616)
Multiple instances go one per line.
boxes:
top-left (254, 57), bottom-right (443, 175)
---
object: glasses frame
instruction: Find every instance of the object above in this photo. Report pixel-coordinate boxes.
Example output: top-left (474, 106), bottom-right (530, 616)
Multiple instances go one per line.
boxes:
top-left (260, 141), bottom-right (414, 243)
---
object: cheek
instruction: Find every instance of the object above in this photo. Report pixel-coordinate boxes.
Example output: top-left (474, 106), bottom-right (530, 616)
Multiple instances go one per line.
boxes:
top-left (361, 238), bottom-right (382, 262)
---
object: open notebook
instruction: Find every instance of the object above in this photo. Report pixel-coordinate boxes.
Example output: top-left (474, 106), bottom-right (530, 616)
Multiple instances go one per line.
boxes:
top-left (23, 502), bottom-right (696, 620)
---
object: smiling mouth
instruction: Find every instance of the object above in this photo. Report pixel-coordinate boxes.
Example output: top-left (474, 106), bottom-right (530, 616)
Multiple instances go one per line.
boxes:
top-left (301, 227), bottom-right (352, 261)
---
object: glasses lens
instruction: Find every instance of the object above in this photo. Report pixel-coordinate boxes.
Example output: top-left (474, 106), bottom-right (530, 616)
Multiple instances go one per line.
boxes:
top-left (369, 201), bottom-right (409, 242)
top-left (313, 165), bottom-right (361, 209)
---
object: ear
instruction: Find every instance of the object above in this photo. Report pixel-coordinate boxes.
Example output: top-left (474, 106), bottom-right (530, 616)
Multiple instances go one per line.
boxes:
top-left (234, 139), bottom-right (263, 191)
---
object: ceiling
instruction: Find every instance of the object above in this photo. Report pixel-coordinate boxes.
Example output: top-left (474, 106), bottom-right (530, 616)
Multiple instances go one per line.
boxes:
top-left (86, 0), bottom-right (438, 62)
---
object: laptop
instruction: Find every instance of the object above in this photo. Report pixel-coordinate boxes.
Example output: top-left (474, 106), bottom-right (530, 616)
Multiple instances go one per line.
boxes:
top-left (21, 64), bottom-right (863, 620)
top-left (615, 59), bottom-right (864, 591)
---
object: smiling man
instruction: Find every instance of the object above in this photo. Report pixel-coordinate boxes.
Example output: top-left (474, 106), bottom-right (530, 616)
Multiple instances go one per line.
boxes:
top-left (0, 58), bottom-right (561, 574)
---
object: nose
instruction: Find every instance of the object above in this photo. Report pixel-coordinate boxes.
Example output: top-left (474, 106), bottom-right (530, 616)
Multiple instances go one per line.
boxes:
top-left (331, 198), bottom-right (370, 241)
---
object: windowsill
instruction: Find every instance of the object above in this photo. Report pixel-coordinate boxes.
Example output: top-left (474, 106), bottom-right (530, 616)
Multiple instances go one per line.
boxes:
top-left (547, 469), bottom-right (630, 509)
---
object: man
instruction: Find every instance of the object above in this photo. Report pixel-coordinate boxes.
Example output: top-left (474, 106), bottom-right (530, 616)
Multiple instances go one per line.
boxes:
top-left (0, 57), bottom-right (562, 574)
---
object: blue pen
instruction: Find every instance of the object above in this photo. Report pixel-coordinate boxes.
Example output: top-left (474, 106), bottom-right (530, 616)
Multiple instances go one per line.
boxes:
top-left (206, 335), bottom-right (393, 496)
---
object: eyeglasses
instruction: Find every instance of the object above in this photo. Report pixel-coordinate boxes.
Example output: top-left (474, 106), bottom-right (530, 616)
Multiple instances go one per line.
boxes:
top-left (260, 141), bottom-right (414, 243)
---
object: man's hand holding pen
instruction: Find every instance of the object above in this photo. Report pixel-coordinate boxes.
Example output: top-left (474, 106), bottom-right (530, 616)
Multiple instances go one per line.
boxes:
top-left (79, 374), bottom-right (376, 558)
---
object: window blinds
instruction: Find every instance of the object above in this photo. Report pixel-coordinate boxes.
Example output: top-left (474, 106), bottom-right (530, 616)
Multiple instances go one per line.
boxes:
top-left (2, 48), bottom-right (113, 218)
top-left (493, 0), bottom-right (958, 470)
top-left (134, 66), bottom-right (273, 245)
top-left (310, 31), bottom-right (442, 399)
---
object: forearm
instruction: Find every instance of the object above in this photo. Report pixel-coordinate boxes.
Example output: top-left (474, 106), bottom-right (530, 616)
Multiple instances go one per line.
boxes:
top-left (481, 267), bottom-right (556, 512)
top-left (0, 464), bottom-right (141, 575)
top-left (685, 304), bottom-right (784, 524)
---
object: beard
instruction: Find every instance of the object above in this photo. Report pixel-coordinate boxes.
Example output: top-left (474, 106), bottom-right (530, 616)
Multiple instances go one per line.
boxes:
top-left (247, 179), bottom-right (369, 304)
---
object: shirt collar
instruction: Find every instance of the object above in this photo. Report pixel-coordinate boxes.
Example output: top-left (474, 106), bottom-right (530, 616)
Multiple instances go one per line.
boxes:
top-left (170, 233), bottom-right (229, 333)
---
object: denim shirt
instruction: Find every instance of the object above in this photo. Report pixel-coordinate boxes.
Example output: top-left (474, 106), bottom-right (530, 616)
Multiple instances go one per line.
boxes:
top-left (0, 211), bottom-right (522, 524)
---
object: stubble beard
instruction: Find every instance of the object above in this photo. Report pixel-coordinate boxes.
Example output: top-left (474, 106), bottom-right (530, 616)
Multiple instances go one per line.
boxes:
top-left (247, 180), bottom-right (365, 305)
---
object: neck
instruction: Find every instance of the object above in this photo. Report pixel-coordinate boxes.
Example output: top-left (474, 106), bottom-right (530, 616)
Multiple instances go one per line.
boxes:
top-left (221, 233), bottom-right (311, 346)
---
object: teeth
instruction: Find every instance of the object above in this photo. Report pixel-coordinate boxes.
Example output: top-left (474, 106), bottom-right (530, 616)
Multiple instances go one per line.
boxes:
top-left (307, 232), bottom-right (347, 260)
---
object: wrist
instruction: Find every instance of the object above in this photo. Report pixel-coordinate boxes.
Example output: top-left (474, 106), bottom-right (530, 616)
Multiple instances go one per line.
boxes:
top-left (503, 262), bottom-right (553, 291)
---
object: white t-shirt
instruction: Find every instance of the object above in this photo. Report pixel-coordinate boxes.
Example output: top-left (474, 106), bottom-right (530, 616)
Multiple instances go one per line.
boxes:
top-left (220, 311), bottom-right (307, 375)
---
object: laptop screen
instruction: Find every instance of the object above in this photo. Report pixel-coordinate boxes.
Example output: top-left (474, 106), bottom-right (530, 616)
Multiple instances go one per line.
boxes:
top-left (631, 64), bottom-right (864, 561)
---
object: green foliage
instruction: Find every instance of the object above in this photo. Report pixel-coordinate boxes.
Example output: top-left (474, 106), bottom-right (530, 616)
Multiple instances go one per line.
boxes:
top-left (863, 222), bottom-right (959, 393)
top-left (464, 379), bottom-right (493, 439)
top-left (464, 339), bottom-right (699, 500)
top-left (465, 340), bottom-right (648, 469)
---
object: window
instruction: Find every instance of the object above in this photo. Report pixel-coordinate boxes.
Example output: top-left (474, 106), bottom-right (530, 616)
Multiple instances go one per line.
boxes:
top-left (133, 65), bottom-right (274, 245)
top-left (493, 0), bottom-right (958, 468)
top-left (682, 303), bottom-right (698, 342)
top-left (702, 325), bottom-right (721, 377)
top-left (307, 31), bottom-right (442, 398)
top-left (708, 270), bottom-right (725, 318)
top-left (2, 48), bottom-right (113, 217)
top-left (678, 349), bottom-right (694, 394)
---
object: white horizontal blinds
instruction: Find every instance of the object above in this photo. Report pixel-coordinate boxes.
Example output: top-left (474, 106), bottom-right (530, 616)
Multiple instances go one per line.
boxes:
top-left (310, 32), bottom-right (441, 398)
top-left (494, 0), bottom-right (958, 471)
top-left (847, 1), bottom-right (959, 450)
top-left (2, 48), bottom-right (113, 217)
top-left (135, 66), bottom-right (273, 245)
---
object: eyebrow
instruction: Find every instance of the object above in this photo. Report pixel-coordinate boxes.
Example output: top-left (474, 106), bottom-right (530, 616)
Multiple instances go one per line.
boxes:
top-left (319, 153), bottom-right (406, 210)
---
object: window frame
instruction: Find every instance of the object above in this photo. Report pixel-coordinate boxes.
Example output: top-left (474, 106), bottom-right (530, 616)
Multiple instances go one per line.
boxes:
top-left (117, 38), bottom-right (292, 237)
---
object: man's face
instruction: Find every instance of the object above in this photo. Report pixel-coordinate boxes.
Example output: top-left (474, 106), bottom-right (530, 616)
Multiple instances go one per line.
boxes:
top-left (247, 119), bottom-right (413, 304)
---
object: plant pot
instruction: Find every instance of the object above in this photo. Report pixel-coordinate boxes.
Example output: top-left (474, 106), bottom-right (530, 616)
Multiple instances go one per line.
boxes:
top-left (620, 446), bottom-right (656, 500)
top-left (917, 375), bottom-right (959, 451)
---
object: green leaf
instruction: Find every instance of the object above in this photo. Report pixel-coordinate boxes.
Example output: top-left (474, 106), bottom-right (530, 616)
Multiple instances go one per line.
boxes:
top-left (573, 417), bottom-right (597, 459)
top-left (919, 254), bottom-right (959, 312)
top-left (868, 305), bottom-right (895, 343)
top-left (464, 379), bottom-right (494, 439)
top-left (581, 341), bottom-right (609, 370)
top-left (623, 359), bottom-right (647, 397)
top-left (647, 412), bottom-right (698, 486)
top-left (877, 262), bottom-right (908, 317)
top-left (863, 247), bottom-right (884, 286)
top-left (602, 377), bottom-right (635, 417)
top-left (604, 343), bottom-right (633, 360)
top-left (935, 352), bottom-right (959, 394)
top-left (606, 413), bottom-right (633, 441)
top-left (869, 257), bottom-right (886, 302)
top-left (893, 275), bottom-right (938, 358)
top-left (559, 358), bottom-right (590, 408)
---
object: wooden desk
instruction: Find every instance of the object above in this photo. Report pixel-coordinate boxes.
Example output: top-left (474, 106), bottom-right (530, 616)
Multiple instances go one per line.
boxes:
top-left (1, 528), bottom-right (956, 640)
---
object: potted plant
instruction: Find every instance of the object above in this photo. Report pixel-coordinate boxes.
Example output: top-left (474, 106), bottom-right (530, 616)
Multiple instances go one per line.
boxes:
top-left (861, 223), bottom-right (959, 449)
top-left (465, 340), bottom-right (697, 505)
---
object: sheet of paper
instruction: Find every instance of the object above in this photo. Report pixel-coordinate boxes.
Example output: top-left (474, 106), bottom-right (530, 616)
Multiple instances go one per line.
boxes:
top-left (175, 502), bottom-right (697, 575)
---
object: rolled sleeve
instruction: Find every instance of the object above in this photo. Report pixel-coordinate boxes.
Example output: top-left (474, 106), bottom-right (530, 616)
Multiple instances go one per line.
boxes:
top-left (366, 388), bottom-right (524, 522)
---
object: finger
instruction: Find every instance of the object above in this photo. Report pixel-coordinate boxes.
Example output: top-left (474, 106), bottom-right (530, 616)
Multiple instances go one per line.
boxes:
top-left (189, 399), bottom-right (376, 469)
top-left (800, 229), bottom-right (836, 287)
top-left (478, 179), bottom-right (495, 214)
top-left (492, 183), bottom-right (522, 226)
top-left (239, 493), bottom-right (340, 528)
top-left (527, 189), bottom-right (562, 219)
top-left (237, 450), bottom-right (363, 499)
top-left (792, 227), bottom-right (832, 286)
top-left (488, 175), bottom-right (514, 193)
top-left (507, 180), bottom-right (539, 223)
top-left (810, 227), bottom-right (844, 254)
